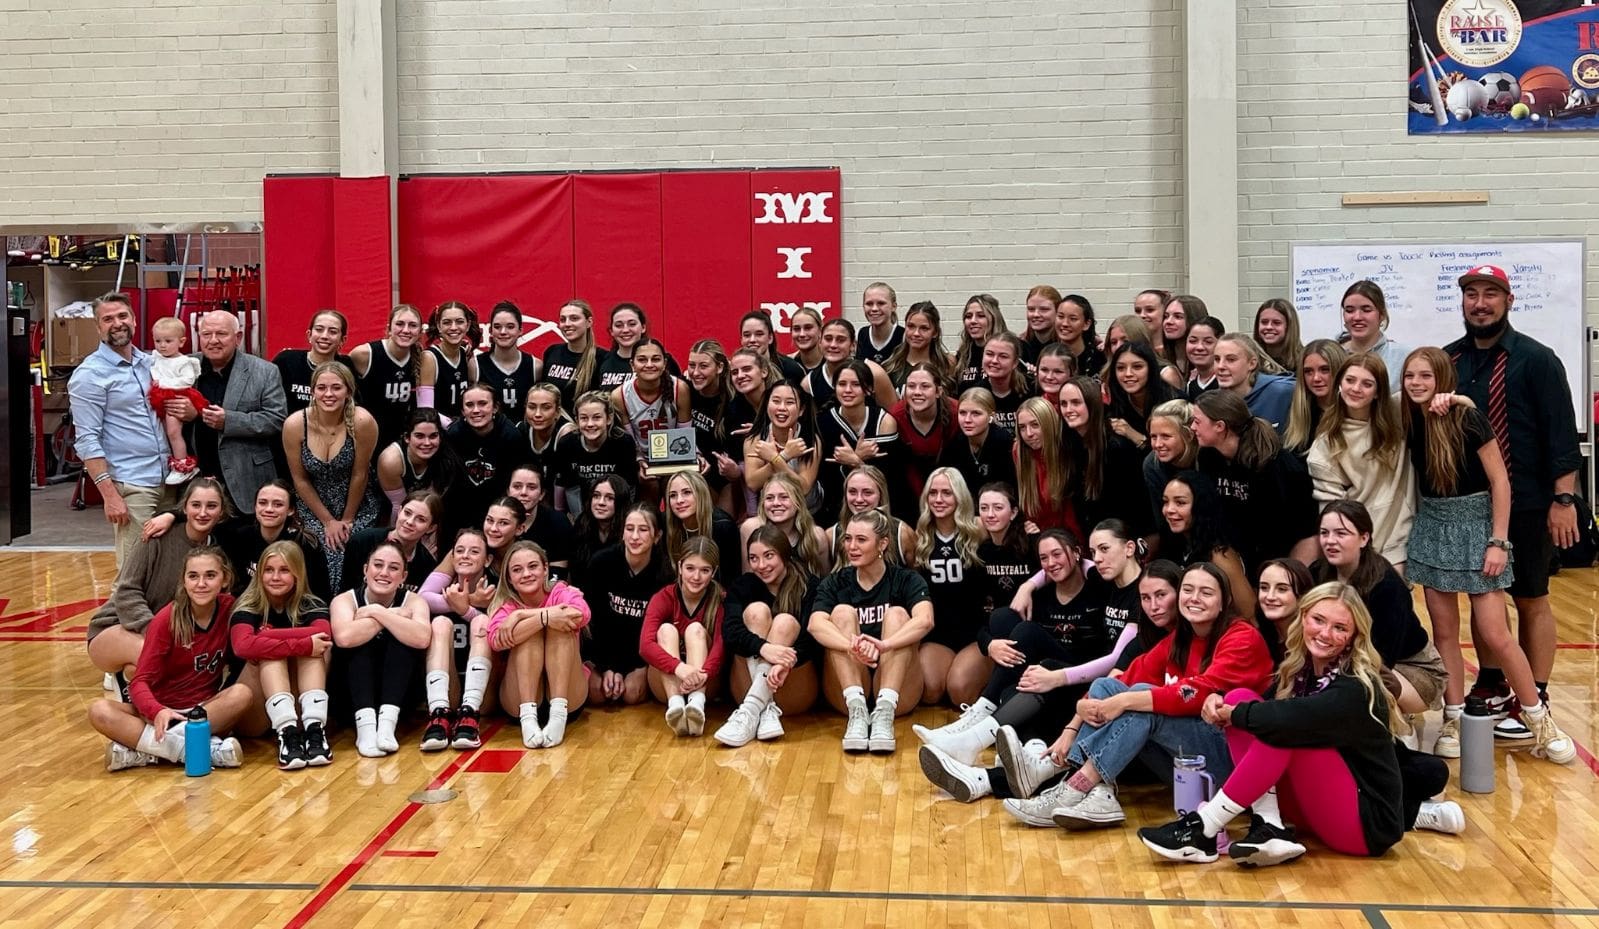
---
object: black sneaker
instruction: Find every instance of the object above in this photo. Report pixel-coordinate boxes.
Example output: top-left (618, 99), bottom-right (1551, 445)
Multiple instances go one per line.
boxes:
top-left (1228, 814), bottom-right (1306, 867)
top-left (1138, 811), bottom-right (1218, 863)
top-left (302, 723), bottom-right (332, 766)
top-left (420, 708), bottom-right (453, 752)
top-left (451, 707), bottom-right (482, 750)
top-left (277, 724), bottom-right (307, 771)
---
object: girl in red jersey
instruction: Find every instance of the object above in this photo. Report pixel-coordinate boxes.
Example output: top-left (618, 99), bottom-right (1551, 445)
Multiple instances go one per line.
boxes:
top-left (90, 546), bottom-right (252, 772)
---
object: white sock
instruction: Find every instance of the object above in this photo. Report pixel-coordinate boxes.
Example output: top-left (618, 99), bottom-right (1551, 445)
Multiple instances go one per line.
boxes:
top-left (354, 708), bottom-right (380, 757)
top-left (519, 702), bottom-right (543, 748)
top-left (878, 688), bottom-right (900, 710)
top-left (1443, 703), bottom-right (1464, 721)
top-left (842, 685), bottom-right (866, 709)
top-left (746, 659), bottom-right (774, 704)
top-left (1198, 789), bottom-right (1248, 838)
top-left (425, 670), bottom-right (451, 712)
top-left (667, 694), bottom-right (685, 714)
top-left (376, 704), bottom-right (401, 753)
top-left (265, 691), bottom-right (298, 732)
top-left (543, 697), bottom-right (569, 746)
top-left (687, 691), bottom-right (706, 712)
top-left (1252, 787), bottom-right (1285, 828)
top-left (462, 657), bottom-right (492, 711)
top-left (136, 723), bottom-right (184, 763)
top-left (1522, 700), bottom-right (1546, 719)
top-left (299, 690), bottom-right (329, 727)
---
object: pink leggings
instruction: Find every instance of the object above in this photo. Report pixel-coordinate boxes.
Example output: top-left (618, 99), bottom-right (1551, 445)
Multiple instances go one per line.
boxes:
top-left (1222, 688), bottom-right (1369, 857)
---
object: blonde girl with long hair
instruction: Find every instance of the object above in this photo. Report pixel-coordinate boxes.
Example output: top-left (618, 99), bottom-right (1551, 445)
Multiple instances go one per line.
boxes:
top-left (912, 468), bottom-right (990, 708)
top-left (1012, 396), bottom-right (1076, 536)
top-left (739, 471), bottom-right (831, 575)
top-left (542, 299), bottom-right (607, 410)
top-left (489, 540), bottom-right (590, 748)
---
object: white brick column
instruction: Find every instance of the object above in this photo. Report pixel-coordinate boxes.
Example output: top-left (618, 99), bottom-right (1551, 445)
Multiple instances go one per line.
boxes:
top-left (1184, 0), bottom-right (1239, 329)
top-left (336, 0), bottom-right (398, 296)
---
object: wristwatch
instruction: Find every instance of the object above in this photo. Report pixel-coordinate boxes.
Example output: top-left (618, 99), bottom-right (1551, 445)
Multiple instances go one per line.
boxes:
top-left (1553, 493), bottom-right (1577, 507)
top-left (1487, 537), bottom-right (1514, 552)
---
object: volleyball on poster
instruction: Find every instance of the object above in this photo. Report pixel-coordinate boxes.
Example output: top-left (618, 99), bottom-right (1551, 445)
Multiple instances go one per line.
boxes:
top-left (1408, 0), bottom-right (1599, 133)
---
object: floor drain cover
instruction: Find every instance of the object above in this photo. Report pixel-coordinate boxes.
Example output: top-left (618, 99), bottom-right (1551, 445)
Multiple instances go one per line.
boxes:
top-left (409, 789), bottom-right (459, 804)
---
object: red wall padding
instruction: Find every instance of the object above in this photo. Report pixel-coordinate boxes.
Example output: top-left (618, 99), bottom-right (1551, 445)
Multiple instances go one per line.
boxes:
top-left (270, 168), bottom-right (841, 362)
top-left (332, 176), bottom-right (394, 341)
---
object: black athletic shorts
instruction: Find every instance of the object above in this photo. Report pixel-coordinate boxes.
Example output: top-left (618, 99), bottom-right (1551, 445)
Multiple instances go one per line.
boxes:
top-left (1507, 509), bottom-right (1554, 599)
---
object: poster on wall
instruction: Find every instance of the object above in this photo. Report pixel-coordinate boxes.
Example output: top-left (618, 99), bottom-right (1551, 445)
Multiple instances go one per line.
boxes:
top-left (1407, 0), bottom-right (1599, 133)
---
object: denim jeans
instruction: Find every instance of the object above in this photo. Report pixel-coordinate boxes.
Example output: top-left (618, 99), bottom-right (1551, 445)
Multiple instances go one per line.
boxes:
top-left (1066, 677), bottom-right (1232, 784)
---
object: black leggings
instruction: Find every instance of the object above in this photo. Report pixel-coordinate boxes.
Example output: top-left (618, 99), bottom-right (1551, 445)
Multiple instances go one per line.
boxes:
top-left (346, 632), bottom-right (421, 712)
top-left (980, 608), bottom-right (1078, 706)
top-left (1396, 741), bottom-right (1449, 829)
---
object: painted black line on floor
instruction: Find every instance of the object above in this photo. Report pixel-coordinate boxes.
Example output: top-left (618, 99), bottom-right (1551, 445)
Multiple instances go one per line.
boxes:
top-left (0, 879), bottom-right (320, 892)
top-left (345, 882), bottom-right (1599, 916)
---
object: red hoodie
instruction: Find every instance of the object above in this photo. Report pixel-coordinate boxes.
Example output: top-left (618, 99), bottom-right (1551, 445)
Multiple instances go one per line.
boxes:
top-left (1122, 618), bottom-right (1273, 716)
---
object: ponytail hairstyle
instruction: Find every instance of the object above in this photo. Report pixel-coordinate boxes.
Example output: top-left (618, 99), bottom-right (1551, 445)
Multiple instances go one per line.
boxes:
top-left (234, 540), bottom-right (322, 627)
top-left (562, 299), bottom-right (600, 396)
top-left (955, 294), bottom-right (1005, 382)
top-left (427, 300), bottom-right (482, 350)
top-left (1217, 333), bottom-right (1288, 384)
top-left (820, 316), bottom-right (858, 369)
top-left (977, 481), bottom-right (1029, 556)
top-left (1171, 561), bottom-right (1242, 672)
top-left (1014, 396), bottom-right (1069, 521)
top-left (490, 540), bottom-right (550, 612)
top-left (913, 467), bottom-right (983, 569)
top-left (168, 546), bottom-right (234, 648)
top-left (884, 302), bottom-right (954, 389)
top-left (1147, 399), bottom-right (1199, 470)
top-left (573, 389), bottom-right (626, 442)
top-left (307, 308), bottom-right (349, 350)
top-left (687, 338), bottom-right (732, 444)
top-left (1024, 285), bottom-right (1063, 346)
top-left (181, 476), bottom-right (236, 522)
top-left (957, 386), bottom-right (997, 435)
top-left (834, 358), bottom-right (879, 410)
top-left (756, 471), bottom-right (827, 574)
top-left (1341, 280), bottom-right (1391, 333)
top-left (1253, 298), bottom-right (1304, 371)
top-left (663, 470), bottom-right (716, 566)
top-left (1137, 558), bottom-right (1184, 647)
top-left (747, 523), bottom-right (813, 619)
top-left (1284, 339), bottom-right (1351, 452)
top-left (1058, 293), bottom-right (1098, 346)
top-left (738, 309), bottom-right (787, 369)
top-left (1318, 352), bottom-right (1404, 465)
top-left (1255, 557), bottom-right (1315, 627)
top-left (843, 507), bottom-right (896, 567)
top-left (676, 535), bottom-right (725, 635)
top-left (863, 281), bottom-right (899, 325)
top-left (257, 478), bottom-right (310, 543)
top-left (835, 464), bottom-right (895, 529)
top-left (1192, 389), bottom-right (1281, 472)
top-left (387, 304), bottom-right (425, 394)
top-left (1162, 294), bottom-right (1209, 375)
top-left (1399, 347), bottom-right (1468, 496)
top-left (983, 330), bottom-right (1032, 395)
top-left (1091, 517), bottom-right (1148, 566)
top-left (901, 362), bottom-right (952, 429)
top-left (730, 346), bottom-right (782, 395)
top-left (1061, 375), bottom-right (1107, 501)
top-left (609, 301), bottom-right (651, 351)
top-left (1278, 582), bottom-right (1404, 736)
top-left (788, 306), bottom-right (826, 356)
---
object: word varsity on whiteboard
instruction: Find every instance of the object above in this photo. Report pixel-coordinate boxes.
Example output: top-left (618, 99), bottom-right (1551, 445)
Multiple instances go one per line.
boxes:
top-left (1291, 240), bottom-right (1589, 431)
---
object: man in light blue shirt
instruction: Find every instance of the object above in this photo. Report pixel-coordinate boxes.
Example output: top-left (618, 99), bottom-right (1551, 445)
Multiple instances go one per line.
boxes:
top-left (67, 292), bottom-right (174, 567)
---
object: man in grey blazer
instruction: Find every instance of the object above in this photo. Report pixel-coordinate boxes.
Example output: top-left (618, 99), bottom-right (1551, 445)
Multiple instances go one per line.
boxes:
top-left (163, 310), bottom-right (287, 514)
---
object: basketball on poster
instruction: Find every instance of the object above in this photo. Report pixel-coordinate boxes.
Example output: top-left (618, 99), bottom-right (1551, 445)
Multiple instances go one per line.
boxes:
top-left (1407, 0), bottom-right (1599, 134)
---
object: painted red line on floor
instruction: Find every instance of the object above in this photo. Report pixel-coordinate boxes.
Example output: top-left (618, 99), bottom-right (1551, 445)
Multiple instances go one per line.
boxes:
top-left (0, 635), bottom-right (81, 642)
top-left (282, 720), bottom-right (504, 929)
top-left (380, 850), bottom-right (439, 859)
top-left (1461, 643), bottom-right (1599, 651)
top-left (465, 749), bottom-right (523, 774)
top-left (1460, 659), bottom-right (1599, 779)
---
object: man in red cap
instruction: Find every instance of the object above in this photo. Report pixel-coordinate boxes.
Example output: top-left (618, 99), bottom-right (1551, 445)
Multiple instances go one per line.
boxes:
top-left (1444, 265), bottom-right (1582, 741)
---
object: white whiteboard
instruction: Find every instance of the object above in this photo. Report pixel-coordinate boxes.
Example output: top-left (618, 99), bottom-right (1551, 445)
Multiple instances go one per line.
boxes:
top-left (1290, 240), bottom-right (1589, 432)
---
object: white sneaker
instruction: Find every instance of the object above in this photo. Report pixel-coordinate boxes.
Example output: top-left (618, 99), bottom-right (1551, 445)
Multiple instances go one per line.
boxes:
top-left (918, 745), bottom-right (991, 802)
top-left (1526, 707), bottom-right (1576, 765)
top-left (1003, 780), bottom-right (1087, 827)
top-left (913, 699), bottom-right (996, 742)
top-left (105, 741), bottom-right (157, 772)
top-left (1052, 783), bottom-right (1124, 830)
top-left (842, 701), bottom-right (870, 752)
top-left (714, 704), bottom-right (760, 748)
top-left (102, 672), bottom-right (122, 701)
top-left (911, 715), bottom-right (997, 766)
top-left (1399, 714), bottom-right (1422, 752)
top-left (994, 726), bottom-right (1064, 799)
top-left (1414, 799), bottom-right (1466, 835)
top-left (1433, 716), bottom-right (1461, 758)
top-left (867, 701), bottom-right (897, 753)
top-left (756, 702), bottom-right (784, 741)
top-left (210, 736), bottom-right (243, 769)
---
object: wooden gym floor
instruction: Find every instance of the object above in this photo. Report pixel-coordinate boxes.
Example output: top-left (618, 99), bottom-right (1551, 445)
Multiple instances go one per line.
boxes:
top-left (0, 550), bottom-right (1597, 928)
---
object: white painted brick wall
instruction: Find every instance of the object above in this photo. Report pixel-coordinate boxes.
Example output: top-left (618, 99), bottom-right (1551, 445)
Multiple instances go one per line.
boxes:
top-left (395, 0), bottom-right (1185, 325)
top-left (1237, 1), bottom-right (1598, 407)
top-left (0, 0), bottom-right (338, 225)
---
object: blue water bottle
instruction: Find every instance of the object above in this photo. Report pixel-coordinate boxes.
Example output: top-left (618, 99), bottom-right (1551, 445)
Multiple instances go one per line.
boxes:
top-left (184, 707), bottom-right (212, 777)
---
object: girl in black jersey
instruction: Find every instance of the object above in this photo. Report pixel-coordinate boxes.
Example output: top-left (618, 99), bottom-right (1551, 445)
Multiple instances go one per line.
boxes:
top-left (806, 318), bottom-right (898, 411)
top-left (786, 306), bottom-right (826, 375)
top-left (975, 483), bottom-right (1037, 613)
top-left (514, 383), bottom-right (573, 495)
top-left (1054, 294), bottom-right (1104, 381)
top-left (416, 528), bottom-right (497, 752)
top-left (506, 465), bottom-right (574, 579)
top-left (808, 508), bottom-right (935, 753)
top-left (376, 409), bottom-right (463, 518)
top-left (555, 390), bottom-right (637, 515)
top-left (339, 491), bottom-right (444, 595)
top-left (598, 302), bottom-right (681, 389)
top-left (444, 383), bottom-right (524, 537)
top-left (1107, 341), bottom-right (1179, 449)
top-left (230, 541), bottom-right (333, 769)
top-left (663, 471), bottom-right (740, 584)
top-left (426, 300), bottom-right (481, 419)
top-left (954, 294), bottom-right (1004, 394)
top-left (685, 339), bottom-right (741, 512)
top-left (273, 309), bottom-right (354, 415)
top-left (817, 359), bottom-right (902, 520)
top-left (475, 302), bottom-right (540, 418)
top-left (978, 331), bottom-right (1033, 435)
top-left (829, 467), bottom-right (917, 565)
top-left (1063, 375), bottom-right (1153, 539)
top-left (542, 299), bottom-right (607, 411)
top-left (570, 474), bottom-right (632, 591)
top-left (739, 310), bottom-right (806, 385)
top-left (583, 504), bottom-right (671, 705)
top-left (351, 304), bottom-right (439, 451)
top-left (938, 388), bottom-right (1018, 495)
top-left (331, 541), bottom-right (432, 757)
top-left (1020, 284), bottom-right (1061, 370)
top-left (856, 281), bottom-right (904, 366)
top-left (913, 468), bottom-right (990, 710)
top-left (716, 525), bottom-right (822, 746)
